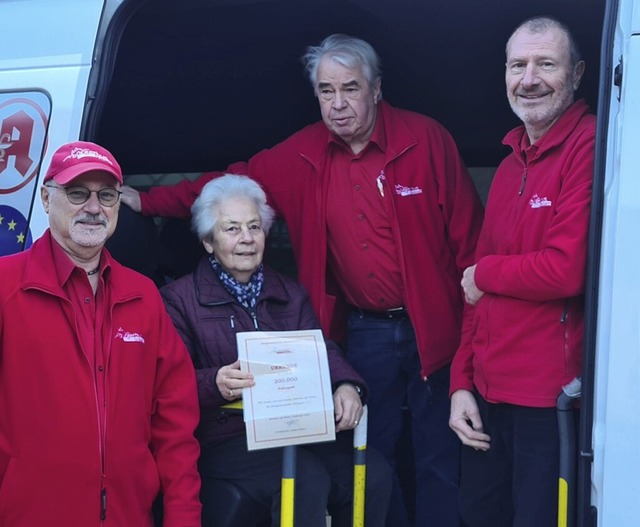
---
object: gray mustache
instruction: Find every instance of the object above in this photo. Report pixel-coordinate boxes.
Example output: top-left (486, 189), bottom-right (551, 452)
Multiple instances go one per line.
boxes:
top-left (74, 215), bottom-right (107, 227)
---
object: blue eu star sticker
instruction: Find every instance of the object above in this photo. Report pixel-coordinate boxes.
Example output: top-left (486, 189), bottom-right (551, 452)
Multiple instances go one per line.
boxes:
top-left (0, 205), bottom-right (33, 256)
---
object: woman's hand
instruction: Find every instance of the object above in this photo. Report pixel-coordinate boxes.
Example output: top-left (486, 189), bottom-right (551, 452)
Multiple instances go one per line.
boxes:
top-left (333, 383), bottom-right (363, 432)
top-left (216, 359), bottom-right (255, 401)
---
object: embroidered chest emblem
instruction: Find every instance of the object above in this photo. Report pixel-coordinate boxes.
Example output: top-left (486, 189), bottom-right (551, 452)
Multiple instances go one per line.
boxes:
top-left (529, 194), bottom-right (552, 209)
top-left (115, 327), bottom-right (146, 343)
top-left (395, 184), bottom-right (423, 197)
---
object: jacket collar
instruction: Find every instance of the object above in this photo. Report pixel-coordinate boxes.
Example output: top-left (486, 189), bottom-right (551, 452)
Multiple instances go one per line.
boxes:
top-left (503, 99), bottom-right (591, 161)
top-left (23, 229), bottom-right (141, 302)
top-left (23, 230), bottom-right (92, 295)
top-left (193, 256), bottom-right (290, 306)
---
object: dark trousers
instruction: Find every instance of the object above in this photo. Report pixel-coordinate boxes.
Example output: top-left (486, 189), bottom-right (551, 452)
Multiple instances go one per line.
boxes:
top-left (199, 431), bottom-right (392, 527)
top-left (346, 312), bottom-right (462, 527)
top-left (459, 393), bottom-right (560, 527)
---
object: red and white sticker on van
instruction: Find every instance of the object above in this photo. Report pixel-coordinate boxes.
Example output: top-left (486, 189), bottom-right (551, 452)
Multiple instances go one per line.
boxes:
top-left (0, 91), bottom-right (50, 256)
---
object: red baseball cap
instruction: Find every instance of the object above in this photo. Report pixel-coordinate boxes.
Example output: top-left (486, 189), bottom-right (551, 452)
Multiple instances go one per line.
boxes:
top-left (43, 141), bottom-right (123, 185)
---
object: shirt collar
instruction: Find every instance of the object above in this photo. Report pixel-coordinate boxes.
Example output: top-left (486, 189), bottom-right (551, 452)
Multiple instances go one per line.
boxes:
top-left (50, 235), bottom-right (78, 286)
top-left (49, 234), bottom-right (108, 285)
top-left (326, 108), bottom-right (386, 155)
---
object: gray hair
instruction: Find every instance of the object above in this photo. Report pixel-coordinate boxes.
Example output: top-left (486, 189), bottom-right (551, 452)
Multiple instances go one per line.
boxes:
top-left (191, 174), bottom-right (275, 241)
top-left (302, 34), bottom-right (382, 94)
top-left (507, 16), bottom-right (582, 67)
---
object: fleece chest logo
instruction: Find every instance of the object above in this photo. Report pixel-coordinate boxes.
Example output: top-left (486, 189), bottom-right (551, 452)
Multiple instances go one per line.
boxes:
top-left (395, 183), bottom-right (423, 197)
top-left (529, 194), bottom-right (552, 209)
top-left (114, 327), bottom-right (146, 343)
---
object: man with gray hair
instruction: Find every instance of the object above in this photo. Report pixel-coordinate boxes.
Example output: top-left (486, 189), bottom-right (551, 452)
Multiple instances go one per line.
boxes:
top-left (123, 34), bottom-right (484, 527)
top-left (449, 17), bottom-right (594, 526)
top-left (0, 141), bottom-right (202, 526)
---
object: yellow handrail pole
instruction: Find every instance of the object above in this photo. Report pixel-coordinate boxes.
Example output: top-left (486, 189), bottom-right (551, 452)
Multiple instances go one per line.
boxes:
top-left (353, 405), bottom-right (368, 527)
top-left (281, 445), bottom-right (296, 527)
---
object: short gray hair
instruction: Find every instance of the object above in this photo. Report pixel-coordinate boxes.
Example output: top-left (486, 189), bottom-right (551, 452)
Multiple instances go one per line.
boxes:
top-left (507, 16), bottom-right (582, 67)
top-left (302, 34), bottom-right (382, 93)
top-left (191, 174), bottom-right (275, 241)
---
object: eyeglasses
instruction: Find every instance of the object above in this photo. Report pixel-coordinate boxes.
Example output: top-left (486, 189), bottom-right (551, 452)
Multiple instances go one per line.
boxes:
top-left (45, 184), bottom-right (122, 207)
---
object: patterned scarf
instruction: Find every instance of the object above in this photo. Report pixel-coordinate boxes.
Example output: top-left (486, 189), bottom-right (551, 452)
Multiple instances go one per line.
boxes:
top-left (209, 256), bottom-right (264, 312)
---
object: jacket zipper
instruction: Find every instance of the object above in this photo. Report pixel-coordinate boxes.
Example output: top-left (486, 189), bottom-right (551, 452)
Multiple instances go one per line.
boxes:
top-left (225, 281), bottom-right (260, 329)
top-left (229, 312), bottom-right (259, 329)
top-left (560, 303), bottom-right (569, 323)
top-left (71, 300), bottom-right (108, 522)
top-left (98, 304), bottom-right (116, 522)
top-left (518, 167), bottom-right (528, 196)
top-left (38, 288), bottom-right (132, 524)
top-left (560, 301), bottom-right (571, 370)
top-left (98, 301), bottom-right (123, 522)
top-left (100, 488), bottom-right (107, 520)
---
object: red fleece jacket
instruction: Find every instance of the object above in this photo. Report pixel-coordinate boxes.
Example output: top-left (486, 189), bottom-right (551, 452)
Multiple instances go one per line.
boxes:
top-left (0, 231), bottom-right (202, 526)
top-left (451, 100), bottom-right (595, 407)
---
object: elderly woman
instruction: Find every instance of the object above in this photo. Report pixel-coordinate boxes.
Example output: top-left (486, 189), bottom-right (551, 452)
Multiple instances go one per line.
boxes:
top-left (161, 174), bottom-right (391, 527)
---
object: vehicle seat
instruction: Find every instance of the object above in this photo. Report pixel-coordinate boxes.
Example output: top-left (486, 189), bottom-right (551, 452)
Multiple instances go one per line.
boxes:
top-left (201, 478), bottom-right (270, 527)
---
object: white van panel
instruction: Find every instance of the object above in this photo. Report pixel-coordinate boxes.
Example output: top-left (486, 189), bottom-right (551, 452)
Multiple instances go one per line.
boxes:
top-left (0, 0), bottom-right (106, 244)
top-left (0, 0), bottom-right (102, 66)
top-left (591, 28), bottom-right (640, 525)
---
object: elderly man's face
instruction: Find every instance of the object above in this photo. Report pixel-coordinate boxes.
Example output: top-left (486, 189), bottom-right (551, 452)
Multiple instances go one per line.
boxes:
top-left (316, 56), bottom-right (381, 154)
top-left (41, 171), bottom-right (120, 255)
top-left (204, 196), bottom-right (266, 284)
top-left (505, 25), bottom-right (584, 143)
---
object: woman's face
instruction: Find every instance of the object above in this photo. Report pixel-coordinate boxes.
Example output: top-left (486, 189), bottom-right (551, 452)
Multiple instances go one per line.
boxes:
top-left (203, 196), bottom-right (266, 283)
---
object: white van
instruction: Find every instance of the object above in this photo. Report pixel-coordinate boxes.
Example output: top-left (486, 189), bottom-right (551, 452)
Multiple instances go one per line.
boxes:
top-left (0, 0), bottom-right (637, 525)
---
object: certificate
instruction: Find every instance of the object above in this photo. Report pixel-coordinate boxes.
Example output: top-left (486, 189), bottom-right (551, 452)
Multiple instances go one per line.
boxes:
top-left (237, 329), bottom-right (335, 450)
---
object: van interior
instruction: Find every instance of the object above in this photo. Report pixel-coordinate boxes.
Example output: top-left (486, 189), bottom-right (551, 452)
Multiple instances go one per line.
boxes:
top-left (94, 0), bottom-right (605, 282)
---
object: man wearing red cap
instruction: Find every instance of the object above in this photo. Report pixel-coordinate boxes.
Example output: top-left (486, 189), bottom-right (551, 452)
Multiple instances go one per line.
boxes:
top-left (0, 141), bottom-right (202, 526)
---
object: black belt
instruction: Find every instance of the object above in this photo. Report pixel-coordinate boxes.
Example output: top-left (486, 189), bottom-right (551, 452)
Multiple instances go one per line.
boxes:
top-left (354, 307), bottom-right (409, 320)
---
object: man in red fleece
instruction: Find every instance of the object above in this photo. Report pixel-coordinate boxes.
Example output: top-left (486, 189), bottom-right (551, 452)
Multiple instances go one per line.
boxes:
top-left (0, 141), bottom-right (202, 526)
top-left (449, 17), bottom-right (595, 527)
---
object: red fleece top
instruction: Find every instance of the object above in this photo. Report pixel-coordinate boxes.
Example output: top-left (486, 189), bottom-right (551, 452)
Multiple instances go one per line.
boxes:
top-left (451, 100), bottom-right (595, 407)
top-left (0, 231), bottom-right (202, 526)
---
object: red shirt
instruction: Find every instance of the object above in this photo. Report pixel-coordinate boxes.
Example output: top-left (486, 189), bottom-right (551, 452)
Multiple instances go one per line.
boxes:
top-left (325, 115), bottom-right (404, 310)
top-left (51, 237), bottom-right (109, 432)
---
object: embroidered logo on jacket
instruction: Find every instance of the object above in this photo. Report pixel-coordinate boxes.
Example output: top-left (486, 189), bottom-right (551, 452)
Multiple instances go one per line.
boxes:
top-left (114, 327), bottom-right (146, 343)
top-left (529, 194), bottom-right (552, 208)
top-left (394, 184), bottom-right (423, 197)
